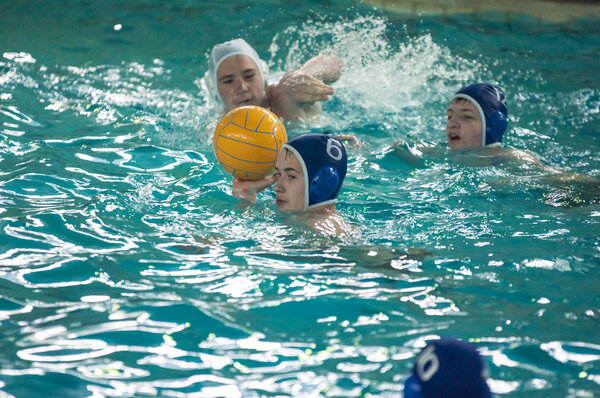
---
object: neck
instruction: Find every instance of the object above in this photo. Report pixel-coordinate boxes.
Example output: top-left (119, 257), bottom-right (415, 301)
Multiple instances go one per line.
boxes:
top-left (263, 86), bottom-right (274, 110)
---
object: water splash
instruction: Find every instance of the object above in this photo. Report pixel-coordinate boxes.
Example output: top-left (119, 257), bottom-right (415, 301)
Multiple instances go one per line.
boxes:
top-left (268, 15), bottom-right (481, 143)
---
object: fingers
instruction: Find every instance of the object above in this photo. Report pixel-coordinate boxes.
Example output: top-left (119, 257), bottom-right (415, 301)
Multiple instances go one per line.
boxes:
top-left (297, 78), bottom-right (334, 96)
top-left (334, 134), bottom-right (361, 148)
top-left (280, 72), bottom-right (334, 101)
top-left (289, 83), bottom-right (333, 103)
top-left (253, 174), bottom-right (278, 191)
top-left (294, 92), bottom-right (332, 103)
top-left (232, 175), bottom-right (277, 194)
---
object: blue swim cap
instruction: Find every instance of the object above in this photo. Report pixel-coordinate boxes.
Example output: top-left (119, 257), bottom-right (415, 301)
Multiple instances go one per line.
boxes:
top-left (404, 338), bottom-right (493, 398)
top-left (453, 83), bottom-right (508, 147)
top-left (207, 38), bottom-right (266, 105)
top-left (282, 133), bottom-right (347, 210)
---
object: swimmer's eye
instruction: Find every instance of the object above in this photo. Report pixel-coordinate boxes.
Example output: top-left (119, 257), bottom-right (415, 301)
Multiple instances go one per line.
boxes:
top-left (242, 71), bottom-right (257, 80)
top-left (220, 78), bottom-right (234, 85)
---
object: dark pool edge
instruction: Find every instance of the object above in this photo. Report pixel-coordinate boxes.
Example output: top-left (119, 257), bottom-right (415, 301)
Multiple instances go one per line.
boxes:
top-left (360, 0), bottom-right (600, 22)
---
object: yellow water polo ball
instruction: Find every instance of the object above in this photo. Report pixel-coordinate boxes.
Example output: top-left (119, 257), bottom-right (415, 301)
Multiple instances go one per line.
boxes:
top-left (213, 105), bottom-right (287, 180)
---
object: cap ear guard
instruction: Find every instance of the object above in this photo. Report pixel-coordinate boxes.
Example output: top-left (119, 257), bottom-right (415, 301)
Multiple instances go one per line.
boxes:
top-left (310, 166), bottom-right (340, 203)
top-left (486, 110), bottom-right (508, 145)
top-left (403, 374), bottom-right (423, 398)
top-left (200, 70), bottom-right (222, 105)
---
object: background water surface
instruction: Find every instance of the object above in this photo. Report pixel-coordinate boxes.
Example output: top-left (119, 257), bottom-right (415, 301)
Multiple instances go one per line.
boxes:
top-left (1, 1), bottom-right (600, 397)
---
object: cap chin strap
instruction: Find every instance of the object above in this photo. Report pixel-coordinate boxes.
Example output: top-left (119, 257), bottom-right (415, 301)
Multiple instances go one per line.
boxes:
top-left (453, 93), bottom-right (486, 147)
top-left (486, 142), bottom-right (503, 148)
top-left (308, 198), bottom-right (337, 210)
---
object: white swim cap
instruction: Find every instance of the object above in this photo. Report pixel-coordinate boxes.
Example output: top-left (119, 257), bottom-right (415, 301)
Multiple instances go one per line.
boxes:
top-left (207, 38), bottom-right (266, 105)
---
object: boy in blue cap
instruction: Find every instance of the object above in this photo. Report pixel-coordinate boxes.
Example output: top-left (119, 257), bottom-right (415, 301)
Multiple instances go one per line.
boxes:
top-left (394, 82), bottom-right (545, 166)
top-left (392, 82), bottom-right (600, 202)
top-left (404, 337), bottom-right (493, 398)
top-left (446, 83), bottom-right (508, 150)
top-left (205, 38), bottom-right (343, 122)
top-left (232, 133), bottom-right (350, 236)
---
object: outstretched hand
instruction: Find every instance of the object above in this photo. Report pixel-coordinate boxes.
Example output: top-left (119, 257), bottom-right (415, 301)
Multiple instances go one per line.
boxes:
top-left (335, 134), bottom-right (361, 148)
top-left (232, 174), bottom-right (278, 203)
top-left (279, 70), bottom-right (335, 102)
top-left (268, 71), bottom-right (333, 121)
top-left (266, 54), bottom-right (342, 122)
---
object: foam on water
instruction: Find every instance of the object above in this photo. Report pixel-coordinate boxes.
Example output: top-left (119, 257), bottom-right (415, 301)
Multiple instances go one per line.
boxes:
top-left (266, 16), bottom-right (482, 143)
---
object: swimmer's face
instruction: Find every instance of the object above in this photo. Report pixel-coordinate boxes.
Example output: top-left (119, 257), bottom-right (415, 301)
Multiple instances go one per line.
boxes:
top-left (273, 149), bottom-right (305, 212)
top-left (216, 55), bottom-right (264, 111)
top-left (446, 99), bottom-right (483, 150)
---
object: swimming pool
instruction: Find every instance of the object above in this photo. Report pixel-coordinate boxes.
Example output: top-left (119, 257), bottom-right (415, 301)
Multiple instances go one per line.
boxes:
top-left (1, 0), bottom-right (599, 396)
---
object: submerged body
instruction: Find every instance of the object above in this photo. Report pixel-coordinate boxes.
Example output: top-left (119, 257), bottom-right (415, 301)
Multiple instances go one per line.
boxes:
top-left (393, 83), bottom-right (600, 200)
top-left (396, 83), bottom-right (543, 166)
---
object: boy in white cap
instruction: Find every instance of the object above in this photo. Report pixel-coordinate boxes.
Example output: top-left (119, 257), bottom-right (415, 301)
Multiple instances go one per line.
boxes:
top-left (206, 38), bottom-right (343, 122)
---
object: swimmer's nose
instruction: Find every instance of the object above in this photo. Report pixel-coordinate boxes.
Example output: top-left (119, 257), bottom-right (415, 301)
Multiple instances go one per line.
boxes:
top-left (235, 77), bottom-right (249, 93)
top-left (446, 116), bottom-right (459, 129)
top-left (273, 178), bottom-right (283, 193)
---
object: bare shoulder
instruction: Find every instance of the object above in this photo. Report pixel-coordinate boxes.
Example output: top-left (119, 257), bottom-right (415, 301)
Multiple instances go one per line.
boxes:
top-left (504, 148), bottom-right (544, 165)
top-left (306, 211), bottom-right (352, 236)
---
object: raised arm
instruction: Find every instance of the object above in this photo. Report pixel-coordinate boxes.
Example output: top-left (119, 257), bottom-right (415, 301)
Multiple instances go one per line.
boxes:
top-left (266, 55), bottom-right (343, 121)
top-left (297, 54), bottom-right (343, 84)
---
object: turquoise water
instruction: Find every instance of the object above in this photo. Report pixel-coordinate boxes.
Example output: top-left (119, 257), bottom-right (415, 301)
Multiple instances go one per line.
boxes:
top-left (1, 1), bottom-right (600, 396)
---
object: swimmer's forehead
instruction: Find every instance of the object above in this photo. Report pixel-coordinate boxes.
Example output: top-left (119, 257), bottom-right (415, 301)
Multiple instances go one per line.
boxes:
top-left (447, 98), bottom-right (478, 113)
top-left (217, 55), bottom-right (259, 79)
top-left (276, 149), bottom-right (302, 173)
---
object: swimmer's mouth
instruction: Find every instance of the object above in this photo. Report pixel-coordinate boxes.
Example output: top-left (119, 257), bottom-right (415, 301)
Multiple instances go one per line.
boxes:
top-left (448, 134), bottom-right (460, 141)
top-left (235, 98), bottom-right (254, 107)
top-left (276, 197), bottom-right (286, 206)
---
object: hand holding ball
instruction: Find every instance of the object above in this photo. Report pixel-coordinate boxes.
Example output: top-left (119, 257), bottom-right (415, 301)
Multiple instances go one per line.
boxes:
top-left (213, 106), bottom-right (287, 180)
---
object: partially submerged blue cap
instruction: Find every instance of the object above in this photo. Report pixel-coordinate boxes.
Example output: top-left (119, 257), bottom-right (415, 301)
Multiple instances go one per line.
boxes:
top-left (207, 38), bottom-right (266, 104)
top-left (282, 133), bottom-right (347, 210)
top-left (453, 83), bottom-right (508, 147)
top-left (404, 338), bottom-right (493, 398)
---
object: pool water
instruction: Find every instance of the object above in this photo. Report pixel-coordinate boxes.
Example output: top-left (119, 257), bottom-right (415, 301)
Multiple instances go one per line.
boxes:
top-left (1, 1), bottom-right (599, 397)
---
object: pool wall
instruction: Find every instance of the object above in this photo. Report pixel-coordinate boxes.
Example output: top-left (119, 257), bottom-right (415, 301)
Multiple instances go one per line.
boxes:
top-left (361, 0), bottom-right (600, 21)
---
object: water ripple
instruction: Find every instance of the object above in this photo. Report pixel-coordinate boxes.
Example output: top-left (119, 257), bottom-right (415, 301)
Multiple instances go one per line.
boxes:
top-left (1, 7), bottom-right (599, 397)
